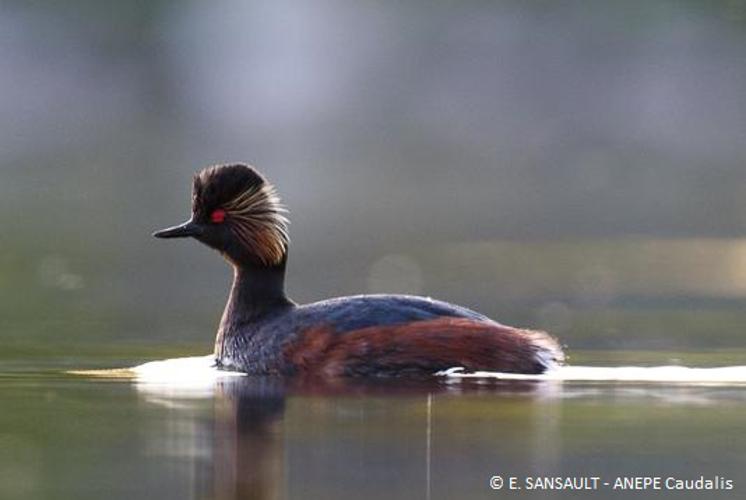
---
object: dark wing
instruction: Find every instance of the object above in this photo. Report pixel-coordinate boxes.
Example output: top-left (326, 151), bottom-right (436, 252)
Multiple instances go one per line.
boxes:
top-left (293, 294), bottom-right (491, 331)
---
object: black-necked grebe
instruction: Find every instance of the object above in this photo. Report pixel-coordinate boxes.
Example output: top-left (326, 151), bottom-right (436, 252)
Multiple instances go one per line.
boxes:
top-left (154, 164), bottom-right (563, 377)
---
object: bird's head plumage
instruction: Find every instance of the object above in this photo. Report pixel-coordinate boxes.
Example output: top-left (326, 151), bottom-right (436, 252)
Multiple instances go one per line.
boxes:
top-left (154, 163), bottom-right (289, 267)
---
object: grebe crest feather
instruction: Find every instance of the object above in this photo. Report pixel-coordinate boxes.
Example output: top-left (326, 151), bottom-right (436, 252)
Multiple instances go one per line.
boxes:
top-left (193, 163), bottom-right (289, 266)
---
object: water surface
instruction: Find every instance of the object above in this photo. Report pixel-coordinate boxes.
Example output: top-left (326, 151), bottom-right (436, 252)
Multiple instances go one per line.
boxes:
top-left (3, 348), bottom-right (746, 500)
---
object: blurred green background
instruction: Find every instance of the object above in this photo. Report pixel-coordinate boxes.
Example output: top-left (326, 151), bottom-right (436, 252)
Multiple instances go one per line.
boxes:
top-left (3, 0), bottom-right (746, 355)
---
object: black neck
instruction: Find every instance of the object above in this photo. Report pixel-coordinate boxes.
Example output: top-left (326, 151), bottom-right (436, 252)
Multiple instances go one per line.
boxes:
top-left (215, 260), bottom-right (294, 357)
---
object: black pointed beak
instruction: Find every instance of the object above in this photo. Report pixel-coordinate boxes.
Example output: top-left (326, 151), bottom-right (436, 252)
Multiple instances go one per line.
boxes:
top-left (153, 219), bottom-right (203, 239)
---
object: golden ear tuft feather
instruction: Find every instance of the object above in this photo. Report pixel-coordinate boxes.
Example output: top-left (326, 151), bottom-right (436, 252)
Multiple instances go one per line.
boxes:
top-left (221, 182), bottom-right (289, 266)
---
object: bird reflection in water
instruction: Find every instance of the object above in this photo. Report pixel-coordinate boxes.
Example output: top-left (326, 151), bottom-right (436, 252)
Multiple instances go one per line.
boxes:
top-left (207, 378), bottom-right (285, 500)
top-left (136, 375), bottom-right (548, 500)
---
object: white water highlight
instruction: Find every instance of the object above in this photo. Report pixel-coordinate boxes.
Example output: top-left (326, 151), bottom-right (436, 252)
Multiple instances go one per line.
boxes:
top-left (131, 355), bottom-right (239, 382)
top-left (439, 365), bottom-right (746, 385)
top-left (76, 355), bottom-right (746, 390)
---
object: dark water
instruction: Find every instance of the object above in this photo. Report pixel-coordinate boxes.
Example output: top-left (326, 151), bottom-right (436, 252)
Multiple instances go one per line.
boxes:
top-left (3, 349), bottom-right (746, 500)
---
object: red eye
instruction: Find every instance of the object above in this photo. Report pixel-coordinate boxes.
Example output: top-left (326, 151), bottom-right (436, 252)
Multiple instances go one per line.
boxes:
top-left (210, 209), bottom-right (226, 223)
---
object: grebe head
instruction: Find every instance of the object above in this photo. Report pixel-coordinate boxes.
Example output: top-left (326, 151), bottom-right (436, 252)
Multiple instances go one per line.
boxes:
top-left (153, 163), bottom-right (289, 268)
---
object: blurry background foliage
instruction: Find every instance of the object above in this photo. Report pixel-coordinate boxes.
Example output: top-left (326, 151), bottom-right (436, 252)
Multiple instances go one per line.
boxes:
top-left (2, 0), bottom-right (746, 353)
